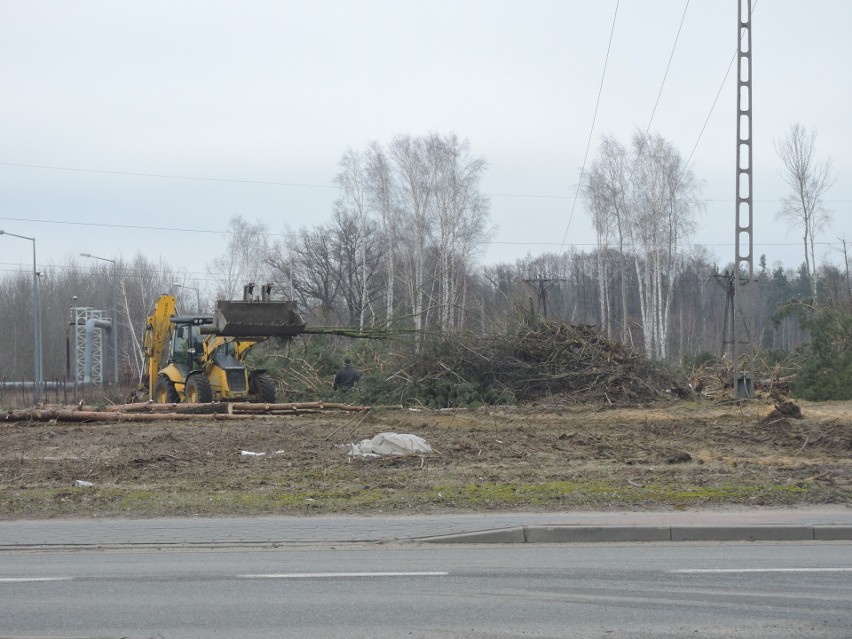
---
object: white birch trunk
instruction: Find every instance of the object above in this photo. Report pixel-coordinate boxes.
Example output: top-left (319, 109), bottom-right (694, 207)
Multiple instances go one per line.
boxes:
top-left (596, 249), bottom-right (609, 337)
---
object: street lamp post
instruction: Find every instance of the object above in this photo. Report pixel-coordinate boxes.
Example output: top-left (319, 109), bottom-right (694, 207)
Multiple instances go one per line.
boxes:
top-left (0, 230), bottom-right (43, 404)
top-left (80, 253), bottom-right (119, 386)
top-left (173, 282), bottom-right (202, 314)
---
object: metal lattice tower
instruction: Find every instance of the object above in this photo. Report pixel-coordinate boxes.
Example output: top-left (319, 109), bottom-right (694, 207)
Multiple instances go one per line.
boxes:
top-left (72, 307), bottom-right (106, 385)
top-left (732, 0), bottom-right (754, 398)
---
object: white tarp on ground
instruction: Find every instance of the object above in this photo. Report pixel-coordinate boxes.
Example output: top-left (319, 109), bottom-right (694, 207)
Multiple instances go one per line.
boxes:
top-left (349, 432), bottom-right (432, 458)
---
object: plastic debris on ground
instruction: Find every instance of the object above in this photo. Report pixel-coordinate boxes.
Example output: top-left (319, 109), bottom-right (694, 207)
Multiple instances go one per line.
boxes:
top-left (348, 432), bottom-right (432, 458)
top-left (73, 480), bottom-right (94, 487)
top-left (240, 450), bottom-right (266, 457)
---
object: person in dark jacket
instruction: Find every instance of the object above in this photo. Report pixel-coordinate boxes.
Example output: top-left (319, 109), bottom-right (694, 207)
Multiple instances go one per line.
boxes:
top-left (333, 358), bottom-right (361, 391)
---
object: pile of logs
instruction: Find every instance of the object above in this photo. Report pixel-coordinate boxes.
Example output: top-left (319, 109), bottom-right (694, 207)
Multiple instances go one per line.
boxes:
top-left (2, 400), bottom-right (394, 423)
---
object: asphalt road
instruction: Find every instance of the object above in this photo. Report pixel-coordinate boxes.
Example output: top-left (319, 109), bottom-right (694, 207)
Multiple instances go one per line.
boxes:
top-left (2, 542), bottom-right (851, 638)
top-left (3, 508), bottom-right (852, 548)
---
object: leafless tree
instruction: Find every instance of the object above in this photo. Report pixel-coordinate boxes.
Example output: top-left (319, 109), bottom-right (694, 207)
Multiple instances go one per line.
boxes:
top-left (584, 132), bottom-right (701, 358)
top-left (334, 149), bottom-right (372, 329)
top-left (391, 135), bottom-right (434, 340)
top-left (268, 225), bottom-right (342, 324)
top-left (425, 133), bottom-right (490, 331)
top-left (366, 141), bottom-right (398, 326)
top-left (774, 123), bottom-right (836, 297)
top-left (584, 136), bottom-right (632, 340)
top-left (584, 172), bottom-right (612, 336)
top-left (209, 215), bottom-right (270, 300)
top-left (119, 254), bottom-right (182, 380)
top-left (629, 131), bottom-right (702, 359)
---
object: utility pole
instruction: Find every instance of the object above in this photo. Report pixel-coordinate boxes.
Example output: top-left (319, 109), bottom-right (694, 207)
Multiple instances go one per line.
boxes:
top-left (173, 282), bottom-right (202, 314)
top-left (732, 0), bottom-right (755, 399)
top-left (522, 276), bottom-right (563, 320)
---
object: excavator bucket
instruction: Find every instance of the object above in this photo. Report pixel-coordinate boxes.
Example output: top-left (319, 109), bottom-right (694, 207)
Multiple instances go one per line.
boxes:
top-left (209, 300), bottom-right (306, 337)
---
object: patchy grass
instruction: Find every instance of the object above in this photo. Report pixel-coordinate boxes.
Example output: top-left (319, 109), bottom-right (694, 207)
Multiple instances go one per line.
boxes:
top-left (0, 479), bottom-right (840, 518)
top-left (1, 399), bottom-right (850, 518)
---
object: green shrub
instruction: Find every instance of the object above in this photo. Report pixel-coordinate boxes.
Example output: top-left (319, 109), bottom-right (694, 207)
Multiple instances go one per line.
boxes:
top-left (788, 304), bottom-right (852, 400)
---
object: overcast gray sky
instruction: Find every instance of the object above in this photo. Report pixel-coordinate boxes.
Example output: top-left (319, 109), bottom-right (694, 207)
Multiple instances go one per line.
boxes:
top-left (1, 0), bottom-right (849, 288)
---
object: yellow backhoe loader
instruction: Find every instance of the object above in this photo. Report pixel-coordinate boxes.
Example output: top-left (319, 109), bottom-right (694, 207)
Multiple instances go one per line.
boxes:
top-left (141, 284), bottom-right (305, 404)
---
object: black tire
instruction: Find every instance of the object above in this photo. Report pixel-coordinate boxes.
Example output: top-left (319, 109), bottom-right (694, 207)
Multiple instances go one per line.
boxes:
top-left (250, 372), bottom-right (277, 403)
top-left (154, 375), bottom-right (180, 404)
top-left (185, 375), bottom-right (213, 404)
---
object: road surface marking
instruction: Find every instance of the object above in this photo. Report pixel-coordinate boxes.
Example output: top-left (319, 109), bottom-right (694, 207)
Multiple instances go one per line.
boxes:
top-left (0, 577), bottom-right (74, 583)
top-left (671, 568), bottom-right (852, 574)
top-left (238, 571), bottom-right (449, 579)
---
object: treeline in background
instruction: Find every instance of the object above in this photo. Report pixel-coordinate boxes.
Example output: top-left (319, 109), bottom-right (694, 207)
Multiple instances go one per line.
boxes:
top-left (1, 130), bottom-right (848, 404)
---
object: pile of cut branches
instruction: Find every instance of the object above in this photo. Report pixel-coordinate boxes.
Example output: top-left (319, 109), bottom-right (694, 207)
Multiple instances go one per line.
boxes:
top-left (685, 352), bottom-right (798, 399)
top-left (403, 319), bottom-right (673, 406)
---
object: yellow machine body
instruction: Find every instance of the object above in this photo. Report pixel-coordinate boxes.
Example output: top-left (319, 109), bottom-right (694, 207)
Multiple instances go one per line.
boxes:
top-left (140, 290), bottom-right (305, 404)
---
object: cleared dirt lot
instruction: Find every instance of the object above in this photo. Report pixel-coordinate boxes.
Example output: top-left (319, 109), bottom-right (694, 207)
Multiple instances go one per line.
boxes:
top-left (1, 398), bottom-right (850, 518)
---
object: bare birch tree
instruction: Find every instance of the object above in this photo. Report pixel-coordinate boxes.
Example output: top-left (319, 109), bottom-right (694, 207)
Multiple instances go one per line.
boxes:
top-left (586, 184), bottom-right (611, 337)
top-left (426, 133), bottom-right (490, 331)
top-left (629, 131), bottom-right (701, 360)
top-left (774, 123), bottom-right (836, 297)
top-left (209, 215), bottom-right (269, 300)
top-left (366, 141), bottom-right (398, 326)
top-left (334, 149), bottom-right (372, 329)
top-left (391, 135), bottom-right (433, 340)
top-left (584, 136), bottom-right (632, 343)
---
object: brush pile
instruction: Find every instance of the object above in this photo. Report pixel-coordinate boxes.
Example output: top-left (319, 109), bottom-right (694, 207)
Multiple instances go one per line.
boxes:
top-left (406, 319), bottom-right (673, 405)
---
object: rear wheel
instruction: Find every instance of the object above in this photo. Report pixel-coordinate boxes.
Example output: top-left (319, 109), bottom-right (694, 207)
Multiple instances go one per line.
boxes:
top-left (185, 375), bottom-right (213, 403)
top-left (154, 375), bottom-right (180, 404)
top-left (250, 372), bottom-right (277, 403)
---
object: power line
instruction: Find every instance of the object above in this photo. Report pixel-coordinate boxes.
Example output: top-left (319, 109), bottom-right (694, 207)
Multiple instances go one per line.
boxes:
top-left (642, 0), bottom-right (690, 141)
top-left (0, 215), bottom-right (226, 235)
top-left (0, 162), bottom-right (338, 190)
top-left (685, 49), bottom-right (736, 168)
top-left (624, 0), bottom-right (691, 190)
top-left (1, 239), bottom-right (841, 274)
top-left (685, 0), bottom-right (760, 171)
top-left (14, 163), bottom-right (819, 202)
top-left (559, 0), bottom-right (620, 254)
top-left (563, 0), bottom-right (695, 260)
top-left (1, 195), bottom-right (848, 247)
top-left (485, 240), bottom-right (844, 249)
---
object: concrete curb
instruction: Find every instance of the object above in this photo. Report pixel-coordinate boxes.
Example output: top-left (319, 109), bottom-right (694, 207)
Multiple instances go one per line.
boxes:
top-left (421, 525), bottom-right (852, 544)
top-left (815, 526), bottom-right (852, 541)
top-left (525, 526), bottom-right (670, 543)
top-left (670, 525), bottom-right (814, 542)
top-left (419, 527), bottom-right (527, 544)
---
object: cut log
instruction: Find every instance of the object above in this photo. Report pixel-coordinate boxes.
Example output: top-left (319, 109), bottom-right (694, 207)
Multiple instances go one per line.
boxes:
top-left (228, 401), bottom-right (369, 413)
top-left (5, 409), bottom-right (189, 422)
top-left (3, 400), bottom-right (402, 422)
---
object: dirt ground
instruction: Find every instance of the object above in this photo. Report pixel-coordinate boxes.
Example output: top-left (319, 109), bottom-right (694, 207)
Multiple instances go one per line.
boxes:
top-left (1, 398), bottom-right (851, 518)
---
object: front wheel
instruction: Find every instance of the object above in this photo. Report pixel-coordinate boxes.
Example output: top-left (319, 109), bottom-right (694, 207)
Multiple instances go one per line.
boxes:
top-left (250, 372), bottom-right (277, 403)
top-left (154, 375), bottom-right (180, 404)
top-left (185, 375), bottom-right (213, 403)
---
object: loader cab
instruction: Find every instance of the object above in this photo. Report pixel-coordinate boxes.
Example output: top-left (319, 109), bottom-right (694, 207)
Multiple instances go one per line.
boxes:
top-left (168, 316), bottom-right (212, 375)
